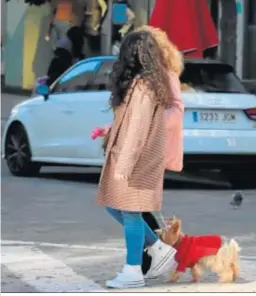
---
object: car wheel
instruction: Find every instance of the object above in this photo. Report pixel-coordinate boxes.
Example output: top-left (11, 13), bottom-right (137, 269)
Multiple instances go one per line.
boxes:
top-left (224, 170), bottom-right (255, 189)
top-left (5, 124), bottom-right (41, 177)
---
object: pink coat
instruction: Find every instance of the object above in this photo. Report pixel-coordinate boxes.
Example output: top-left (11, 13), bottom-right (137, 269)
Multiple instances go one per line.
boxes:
top-left (97, 80), bottom-right (166, 211)
top-left (103, 72), bottom-right (184, 173)
top-left (165, 72), bottom-right (184, 172)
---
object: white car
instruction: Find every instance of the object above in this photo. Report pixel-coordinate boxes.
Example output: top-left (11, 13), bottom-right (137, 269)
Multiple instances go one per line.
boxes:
top-left (2, 56), bottom-right (256, 186)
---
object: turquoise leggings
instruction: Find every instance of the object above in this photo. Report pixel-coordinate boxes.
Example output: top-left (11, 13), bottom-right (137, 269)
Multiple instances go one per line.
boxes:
top-left (106, 207), bottom-right (158, 265)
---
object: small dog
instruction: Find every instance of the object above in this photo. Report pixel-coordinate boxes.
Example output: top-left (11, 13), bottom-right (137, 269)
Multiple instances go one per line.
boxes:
top-left (156, 216), bottom-right (241, 283)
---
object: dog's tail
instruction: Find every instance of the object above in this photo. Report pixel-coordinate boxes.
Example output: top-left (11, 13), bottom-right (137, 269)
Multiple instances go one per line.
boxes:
top-left (221, 238), bottom-right (241, 264)
top-left (229, 239), bottom-right (241, 280)
top-left (230, 239), bottom-right (241, 255)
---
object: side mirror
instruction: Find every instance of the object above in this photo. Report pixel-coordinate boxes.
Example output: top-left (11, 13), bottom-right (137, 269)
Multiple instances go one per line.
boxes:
top-left (36, 84), bottom-right (49, 100)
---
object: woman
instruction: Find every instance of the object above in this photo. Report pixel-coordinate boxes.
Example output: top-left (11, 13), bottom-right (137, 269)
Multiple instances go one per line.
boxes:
top-left (96, 26), bottom-right (184, 289)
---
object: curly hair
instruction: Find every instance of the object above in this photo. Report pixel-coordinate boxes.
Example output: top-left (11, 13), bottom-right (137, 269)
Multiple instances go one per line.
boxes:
top-left (109, 29), bottom-right (175, 108)
top-left (137, 26), bottom-right (184, 77)
top-left (109, 26), bottom-right (184, 109)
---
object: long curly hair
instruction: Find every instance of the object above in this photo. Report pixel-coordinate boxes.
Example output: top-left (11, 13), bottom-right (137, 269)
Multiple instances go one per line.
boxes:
top-left (109, 26), bottom-right (184, 109)
top-left (137, 26), bottom-right (184, 77)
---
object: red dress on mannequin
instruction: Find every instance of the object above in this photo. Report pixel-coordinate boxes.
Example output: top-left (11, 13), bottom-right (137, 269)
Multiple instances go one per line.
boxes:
top-left (149, 0), bottom-right (219, 57)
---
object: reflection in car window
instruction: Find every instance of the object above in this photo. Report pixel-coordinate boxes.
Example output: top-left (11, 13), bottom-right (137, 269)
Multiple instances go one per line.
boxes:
top-left (91, 60), bottom-right (115, 91)
top-left (60, 61), bottom-right (101, 83)
top-left (53, 61), bottom-right (101, 93)
top-left (180, 63), bottom-right (247, 93)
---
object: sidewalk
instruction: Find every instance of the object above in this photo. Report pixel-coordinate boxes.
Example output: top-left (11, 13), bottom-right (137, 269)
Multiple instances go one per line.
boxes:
top-left (119, 281), bottom-right (256, 292)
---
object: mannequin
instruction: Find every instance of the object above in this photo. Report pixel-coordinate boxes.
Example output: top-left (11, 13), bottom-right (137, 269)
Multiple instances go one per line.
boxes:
top-left (84, 0), bottom-right (108, 37)
top-left (112, 0), bottom-right (136, 55)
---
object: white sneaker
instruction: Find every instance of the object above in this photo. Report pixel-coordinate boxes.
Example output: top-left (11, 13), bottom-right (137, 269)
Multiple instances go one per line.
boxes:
top-left (145, 239), bottom-right (177, 278)
top-left (106, 264), bottom-right (145, 289)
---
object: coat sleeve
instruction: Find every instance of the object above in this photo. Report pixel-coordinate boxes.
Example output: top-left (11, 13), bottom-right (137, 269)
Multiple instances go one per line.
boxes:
top-left (166, 72), bottom-right (184, 129)
top-left (115, 83), bottom-right (155, 179)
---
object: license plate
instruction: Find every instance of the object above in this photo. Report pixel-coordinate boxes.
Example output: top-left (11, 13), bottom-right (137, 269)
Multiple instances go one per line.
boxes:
top-left (192, 111), bottom-right (237, 123)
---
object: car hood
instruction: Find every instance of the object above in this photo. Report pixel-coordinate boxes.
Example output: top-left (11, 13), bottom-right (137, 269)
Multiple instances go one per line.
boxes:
top-left (12, 96), bottom-right (43, 110)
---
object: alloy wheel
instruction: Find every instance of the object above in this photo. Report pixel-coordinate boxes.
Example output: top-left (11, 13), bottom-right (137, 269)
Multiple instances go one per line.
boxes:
top-left (6, 128), bottom-right (31, 174)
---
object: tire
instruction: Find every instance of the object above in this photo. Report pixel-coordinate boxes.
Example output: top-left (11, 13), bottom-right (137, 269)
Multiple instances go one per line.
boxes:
top-left (5, 124), bottom-right (41, 177)
top-left (224, 170), bottom-right (255, 189)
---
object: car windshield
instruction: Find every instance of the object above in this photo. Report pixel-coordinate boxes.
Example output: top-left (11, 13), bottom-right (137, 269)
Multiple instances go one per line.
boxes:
top-left (180, 63), bottom-right (247, 94)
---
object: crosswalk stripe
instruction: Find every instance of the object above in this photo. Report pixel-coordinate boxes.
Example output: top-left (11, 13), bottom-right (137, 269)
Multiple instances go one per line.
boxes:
top-left (1, 239), bottom-right (125, 252)
top-left (1, 245), bottom-right (107, 292)
top-left (239, 259), bottom-right (256, 282)
top-left (1, 239), bottom-right (256, 292)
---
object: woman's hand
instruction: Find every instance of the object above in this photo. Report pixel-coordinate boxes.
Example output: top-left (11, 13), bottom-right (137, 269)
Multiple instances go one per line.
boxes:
top-left (102, 124), bottom-right (111, 136)
top-left (91, 127), bottom-right (104, 140)
top-left (91, 124), bottom-right (112, 140)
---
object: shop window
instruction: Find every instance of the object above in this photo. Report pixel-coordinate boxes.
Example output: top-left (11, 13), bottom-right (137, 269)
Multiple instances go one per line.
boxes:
top-left (245, 0), bottom-right (256, 79)
top-left (111, 0), bottom-right (150, 55)
top-left (248, 0), bottom-right (256, 25)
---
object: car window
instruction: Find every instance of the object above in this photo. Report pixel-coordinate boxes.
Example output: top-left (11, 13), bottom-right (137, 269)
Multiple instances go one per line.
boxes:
top-left (90, 60), bottom-right (115, 91)
top-left (52, 61), bottom-right (101, 93)
top-left (180, 63), bottom-right (247, 93)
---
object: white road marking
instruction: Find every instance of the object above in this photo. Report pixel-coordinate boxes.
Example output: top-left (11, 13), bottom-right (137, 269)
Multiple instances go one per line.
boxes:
top-left (239, 260), bottom-right (256, 282)
top-left (241, 255), bottom-right (256, 260)
top-left (1, 245), bottom-right (107, 292)
top-left (1, 239), bottom-right (256, 292)
top-left (1, 240), bottom-right (125, 252)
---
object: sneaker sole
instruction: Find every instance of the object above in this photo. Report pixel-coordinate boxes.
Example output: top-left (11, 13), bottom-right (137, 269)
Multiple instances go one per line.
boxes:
top-left (106, 280), bottom-right (145, 289)
top-left (146, 248), bottom-right (176, 278)
top-left (144, 274), bottom-right (157, 280)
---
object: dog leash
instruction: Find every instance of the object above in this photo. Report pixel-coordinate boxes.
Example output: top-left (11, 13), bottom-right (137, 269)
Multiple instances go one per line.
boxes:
top-left (144, 212), bottom-right (168, 252)
top-left (155, 211), bottom-right (168, 230)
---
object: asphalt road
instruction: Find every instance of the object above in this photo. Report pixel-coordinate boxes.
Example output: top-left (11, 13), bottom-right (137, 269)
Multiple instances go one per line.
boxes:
top-left (1, 94), bottom-right (256, 292)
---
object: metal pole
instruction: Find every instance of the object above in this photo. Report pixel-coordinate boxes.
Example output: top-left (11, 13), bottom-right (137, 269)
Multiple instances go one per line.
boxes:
top-left (235, 0), bottom-right (245, 79)
top-left (101, 0), bottom-right (113, 55)
top-left (219, 0), bottom-right (237, 68)
top-left (217, 0), bottom-right (222, 59)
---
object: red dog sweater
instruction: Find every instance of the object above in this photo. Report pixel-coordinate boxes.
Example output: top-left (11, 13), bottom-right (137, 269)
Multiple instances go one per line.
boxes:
top-left (174, 234), bottom-right (222, 272)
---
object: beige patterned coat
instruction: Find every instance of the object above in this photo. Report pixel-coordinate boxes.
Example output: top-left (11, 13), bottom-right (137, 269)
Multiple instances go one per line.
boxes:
top-left (96, 81), bottom-right (166, 212)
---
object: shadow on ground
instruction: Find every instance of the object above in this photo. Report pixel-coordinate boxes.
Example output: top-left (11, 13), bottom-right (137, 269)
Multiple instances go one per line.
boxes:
top-left (37, 171), bottom-right (232, 190)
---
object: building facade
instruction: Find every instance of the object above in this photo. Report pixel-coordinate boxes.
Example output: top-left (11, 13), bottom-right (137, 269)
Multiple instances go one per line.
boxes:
top-left (2, 0), bottom-right (256, 90)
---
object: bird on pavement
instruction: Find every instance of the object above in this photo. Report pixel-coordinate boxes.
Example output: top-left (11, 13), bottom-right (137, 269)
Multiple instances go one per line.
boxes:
top-left (230, 191), bottom-right (243, 209)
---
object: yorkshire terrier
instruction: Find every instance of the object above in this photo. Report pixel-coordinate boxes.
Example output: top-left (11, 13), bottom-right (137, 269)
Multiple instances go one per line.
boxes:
top-left (156, 216), bottom-right (241, 283)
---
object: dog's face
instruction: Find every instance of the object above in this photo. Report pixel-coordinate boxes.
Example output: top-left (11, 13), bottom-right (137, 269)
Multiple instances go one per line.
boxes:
top-left (156, 216), bottom-right (182, 246)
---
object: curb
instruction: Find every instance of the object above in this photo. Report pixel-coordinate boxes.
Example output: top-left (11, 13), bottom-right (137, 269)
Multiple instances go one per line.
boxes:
top-left (1, 86), bottom-right (31, 96)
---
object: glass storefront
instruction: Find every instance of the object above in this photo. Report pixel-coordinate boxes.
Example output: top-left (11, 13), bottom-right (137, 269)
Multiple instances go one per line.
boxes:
top-left (3, 0), bottom-right (155, 89)
top-left (1, 0), bottom-right (7, 77)
top-left (245, 0), bottom-right (256, 79)
top-left (109, 0), bottom-right (152, 55)
top-left (4, 0), bottom-right (254, 90)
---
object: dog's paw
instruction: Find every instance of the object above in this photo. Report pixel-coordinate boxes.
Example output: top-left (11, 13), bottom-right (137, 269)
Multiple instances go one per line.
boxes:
top-left (192, 277), bottom-right (200, 283)
top-left (169, 271), bottom-right (181, 283)
top-left (219, 276), bottom-right (233, 284)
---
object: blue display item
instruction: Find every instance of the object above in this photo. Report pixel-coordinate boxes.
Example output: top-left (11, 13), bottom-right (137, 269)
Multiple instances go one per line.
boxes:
top-left (112, 3), bottom-right (127, 24)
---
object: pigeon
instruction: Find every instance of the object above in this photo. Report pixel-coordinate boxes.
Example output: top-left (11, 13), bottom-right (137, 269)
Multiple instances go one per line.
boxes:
top-left (230, 191), bottom-right (244, 209)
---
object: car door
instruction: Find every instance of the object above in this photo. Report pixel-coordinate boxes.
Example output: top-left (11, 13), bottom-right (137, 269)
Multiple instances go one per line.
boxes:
top-left (31, 60), bottom-right (102, 160)
top-left (59, 59), bottom-right (114, 165)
